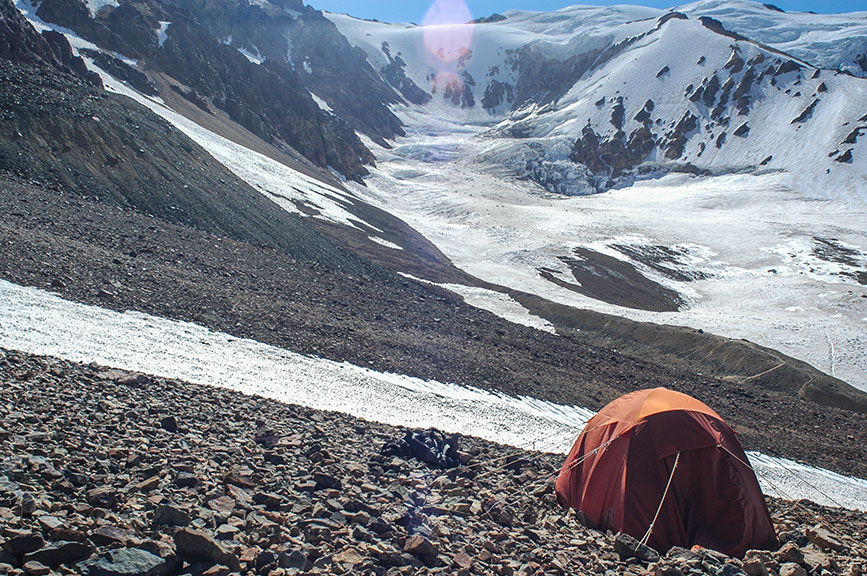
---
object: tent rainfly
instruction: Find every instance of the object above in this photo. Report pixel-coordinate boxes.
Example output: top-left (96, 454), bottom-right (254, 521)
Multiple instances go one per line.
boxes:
top-left (555, 387), bottom-right (778, 558)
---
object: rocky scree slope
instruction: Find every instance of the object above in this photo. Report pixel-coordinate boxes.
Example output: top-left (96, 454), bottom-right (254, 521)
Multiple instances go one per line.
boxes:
top-left (1, 349), bottom-right (865, 576)
top-left (0, 54), bottom-right (369, 271)
top-left (31, 0), bottom-right (376, 181)
top-left (3, 175), bottom-right (867, 480)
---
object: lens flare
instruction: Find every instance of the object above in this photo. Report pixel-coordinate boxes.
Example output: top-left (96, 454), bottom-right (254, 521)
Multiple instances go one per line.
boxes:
top-left (422, 0), bottom-right (475, 66)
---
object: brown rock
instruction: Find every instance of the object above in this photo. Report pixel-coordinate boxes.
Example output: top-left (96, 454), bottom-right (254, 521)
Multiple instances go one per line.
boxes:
top-left (404, 535), bottom-right (437, 557)
top-left (22, 560), bottom-right (51, 575)
top-left (779, 562), bottom-right (807, 576)
top-left (200, 564), bottom-right (230, 576)
top-left (172, 528), bottom-right (240, 571)
top-left (334, 547), bottom-right (364, 566)
top-left (776, 542), bottom-right (805, 566)
top-left (742, 556), bottom-right (769, 576)
top-left (128, 475), bottom-right (160, 493)
top-left (206, 496), bottom-right (235, 515)
top-left (806, 524), bottom-right (845, 552)
top-left (454, 552), bottom-right (474, 570)
top-left (800, 544), bottom-right (835, 572)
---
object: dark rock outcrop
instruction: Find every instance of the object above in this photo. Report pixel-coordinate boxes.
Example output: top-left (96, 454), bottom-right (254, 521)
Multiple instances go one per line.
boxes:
top-left (791, 99), bottom-right (819, 123)
top-left (381, 51), bottom-right (430, 106)
top-left (0, 0), bottom-right (101, 85)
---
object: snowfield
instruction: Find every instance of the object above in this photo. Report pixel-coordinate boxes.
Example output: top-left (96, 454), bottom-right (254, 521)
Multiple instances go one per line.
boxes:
top-left (326, 1), bottom-right (867, 391)
top-left (1, 279), bottom-right (865, 511)
top-left (347, 109), bottom-right (867, 392)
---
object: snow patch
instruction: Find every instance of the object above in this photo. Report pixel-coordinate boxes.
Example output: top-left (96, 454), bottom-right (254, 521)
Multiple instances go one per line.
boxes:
top-left (237, 45), bottom-right (263, 65)
top-left (0, 279), bottom-right (864, 510)
top-left (157, 22), bottom-right (170, 48)
top-left (84, 0), bottom-right (117, 17)
top-left (310, 92), bottom-right (332, 112)
top-left (368, 236), bottom-right (403, 251)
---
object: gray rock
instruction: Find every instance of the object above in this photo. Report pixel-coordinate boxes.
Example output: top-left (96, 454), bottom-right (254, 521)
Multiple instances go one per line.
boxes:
top-left (312, 471), bottom-right (342, 490)
top-left (172, 529), bottom-right (240, 571)
top-left (90, 525), bottom-right (130, 547)
top-left (174, 473), bottom-right (199, 489)
top-left (3, 532), bottom-right (45, 558)
top-left (18, 493), bottom-right (36, 517)
top-left (79, 547), bottom-right (167, 576)
top-left (278, 549), bottom-right (311, 571)
top-left (23, 541), bottom-right (94, 569)
top-left (153, 504), bottom-right (191, 527)
top-left (87, 486), bottom-right (118, 508)
top-left (613, 532), bottom-right (659, 563)
top-left (159, 416), bottom-right (178, 433)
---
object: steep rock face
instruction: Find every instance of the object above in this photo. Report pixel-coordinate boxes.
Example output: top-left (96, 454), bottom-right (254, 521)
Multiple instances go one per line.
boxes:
top-left (0, 0), bottom-right (100, 84)
top-left (154, 19), bottom-right (373, 181)
top-left (381, 41), bottom-right (430, 106)
top-left (162, 0), bottom-right (405, 144)
top-left (507, 44), bottom-right (602, 107)
top-left (28, 0), bottom-right (375, 181)
top-left (36, 0), bottom-right (134, 55)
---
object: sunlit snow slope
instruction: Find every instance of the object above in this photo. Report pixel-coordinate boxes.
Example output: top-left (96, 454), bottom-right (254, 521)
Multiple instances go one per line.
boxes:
top-left (329, 4), bottom-right (867, 391)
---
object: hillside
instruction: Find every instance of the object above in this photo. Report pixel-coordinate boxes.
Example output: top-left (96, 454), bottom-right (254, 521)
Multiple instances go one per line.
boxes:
top-left (1, 0), bottom-right (866, 564)
top-left (1, 349), bottom-right (865, 575)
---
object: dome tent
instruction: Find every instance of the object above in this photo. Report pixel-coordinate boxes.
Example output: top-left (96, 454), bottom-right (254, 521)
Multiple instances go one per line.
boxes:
top-left (555, 387), bottom-right (778, 558)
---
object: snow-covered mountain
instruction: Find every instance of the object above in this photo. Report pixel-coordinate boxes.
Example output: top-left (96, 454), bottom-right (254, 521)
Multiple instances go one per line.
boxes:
top-left (329, 2), bottom-right (867, 196)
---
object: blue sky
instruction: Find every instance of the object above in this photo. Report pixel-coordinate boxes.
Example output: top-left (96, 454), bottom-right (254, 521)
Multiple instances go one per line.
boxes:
top-left (306, 0), bottom-right (862, 23)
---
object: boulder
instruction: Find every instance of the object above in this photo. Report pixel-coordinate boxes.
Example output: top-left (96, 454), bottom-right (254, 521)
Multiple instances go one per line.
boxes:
top-left (23, 541), bottom-right (94, 569)
top-left (806, 524), bottom-right (845, 552)
top-left (78, 547), bottom-right (167, 576)
top-left (404, 535), bottom-right (437, 557)
top-left (173, 529), bottom-right (240, 571)
top-left (779, 562), bottom-right (807, 576)
top-left (3, 532), bottom-right (45, 557)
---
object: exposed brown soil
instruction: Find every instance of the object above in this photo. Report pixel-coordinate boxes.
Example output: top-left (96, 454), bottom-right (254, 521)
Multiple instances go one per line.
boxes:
top-left (539, 247), bottom-right (683, 312)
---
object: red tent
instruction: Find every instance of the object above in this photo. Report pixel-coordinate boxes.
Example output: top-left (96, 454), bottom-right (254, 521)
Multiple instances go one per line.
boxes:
top-left (555, 388), bottom-right (778, 557)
